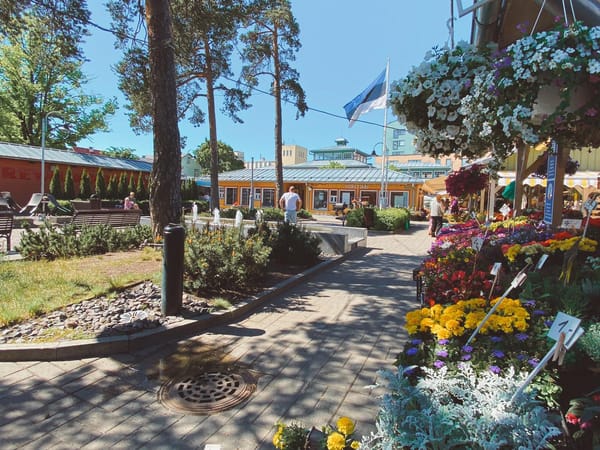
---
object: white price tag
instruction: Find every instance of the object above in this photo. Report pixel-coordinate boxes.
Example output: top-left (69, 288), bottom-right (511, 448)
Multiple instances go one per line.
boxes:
top-left (561, 219), bottom-right (582, 229)
top-left (490, 262), bottom-right (502, 276)
top-left (584, 199), bottom-right (597, 213)
top-left (548, 312), bottom-right (581, 343)
top-left (510, 272), bottom-right (527, 288)
top-left (500, 204), bottom-right (511, 217)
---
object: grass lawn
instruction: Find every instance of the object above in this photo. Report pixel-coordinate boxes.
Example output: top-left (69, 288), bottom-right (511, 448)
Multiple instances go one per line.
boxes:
top-left (0, 248), bottom-right (162, 327)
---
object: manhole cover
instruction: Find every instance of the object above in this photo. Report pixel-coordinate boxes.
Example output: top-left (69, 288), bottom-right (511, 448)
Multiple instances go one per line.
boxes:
top-left (158, 368), bottom-right (257, 415)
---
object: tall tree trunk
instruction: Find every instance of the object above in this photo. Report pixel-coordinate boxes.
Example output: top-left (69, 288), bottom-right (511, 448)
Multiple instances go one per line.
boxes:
top-left (145, 0), bottom-right (182, 237)
top-left (272, 24), bottom-right (284, 204)
top-left (204, 39), bottom-right (220, 213)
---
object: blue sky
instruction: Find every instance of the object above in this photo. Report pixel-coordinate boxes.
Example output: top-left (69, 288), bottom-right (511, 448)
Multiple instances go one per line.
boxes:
top-left (79, 1), bottom-right (472, 161)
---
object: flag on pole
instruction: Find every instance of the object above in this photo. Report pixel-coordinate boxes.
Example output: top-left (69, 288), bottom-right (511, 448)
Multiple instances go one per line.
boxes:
top-left (343, 68), bottom-right (387, 127)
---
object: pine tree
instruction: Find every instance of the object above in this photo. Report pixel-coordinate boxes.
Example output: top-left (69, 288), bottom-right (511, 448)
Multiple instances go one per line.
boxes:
top-left (118, 172), bottom-right (128, 199)
top-left (64, 167), bottom-right (75, 200)
top-left (107, 174), bottom-right (118, 199)
top-left (127, 173), bottom-right (136, 194)
top-left (136, 172), bottom-right (148, 200)
top-left (49, 167), bottom-right (62, 199)
top-left (95, 168), bottom-right (107, 198)
top-left (79, 168), bottom-right (92, 199)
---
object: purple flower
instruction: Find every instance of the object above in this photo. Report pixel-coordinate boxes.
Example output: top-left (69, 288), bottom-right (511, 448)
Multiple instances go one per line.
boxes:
top-left (406, 347), bottom-right (418, 356)
top-left (411, 338), bottom-right (423, 345)
top-left (585, 107), bottom-right (598, 117)
top-left (544, 320), bottom-right (553, 327)
top-left (436, 350), bottom-right (449, 358)
top-left (490, 336), bottom-right (503, 343)
top-left (438, 339), bottom-right (449, 345)
top-left (433, 360), bottom-right (445, 369)
top-left (533, 309), bottom-right (546, 316)
top-left (517, 354), bottom-right (527, 361)
top-left (462, 345), bottom-right (473, 353)
top-left (528, 358), bottom-right (539, 368)
top-left (492, 350), bottom-right (505, 358)
top-left (523, 300), bottom-right (536, 308)
top-left (489, 365), bottom-right (501, 374)
top-left (516, 333), bottom-right (529, 341)
top-left (461, 354), bottom-right (472, 361)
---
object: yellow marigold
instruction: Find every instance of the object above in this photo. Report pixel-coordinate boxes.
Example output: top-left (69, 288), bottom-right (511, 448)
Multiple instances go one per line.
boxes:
top-left (444, 319), bottom-right (464, 336)
top-left (420, 318), bottom-right (435, 331)
top-left (351, 441), bottom-right (360, 449)
top-left (327, 431), bottom-right (347, 450)
top-left (464, 311), bottom-right (486, 330)
top-left (337, 417), bottom-right (355, 436)
top-left (272, 424), bottom-right (284, 449)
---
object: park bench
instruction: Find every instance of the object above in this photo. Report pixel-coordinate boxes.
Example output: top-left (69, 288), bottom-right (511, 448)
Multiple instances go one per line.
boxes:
top-left (70, 209), bottom-right (142, 229)
top-left (0, 211), bottom-right (14, 251)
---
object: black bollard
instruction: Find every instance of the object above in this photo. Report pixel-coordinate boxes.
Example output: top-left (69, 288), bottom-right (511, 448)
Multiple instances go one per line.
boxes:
top-left (162, 223), bottom-right (185, 316)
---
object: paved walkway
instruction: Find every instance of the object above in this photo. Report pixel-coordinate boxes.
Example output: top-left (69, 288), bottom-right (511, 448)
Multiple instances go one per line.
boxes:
top-left (0, 221), bottom-right (432, 449)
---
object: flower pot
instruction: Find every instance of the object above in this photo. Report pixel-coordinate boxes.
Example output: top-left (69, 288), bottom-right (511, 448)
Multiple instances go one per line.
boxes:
top-left (532, 83), bottom-right (591, 125)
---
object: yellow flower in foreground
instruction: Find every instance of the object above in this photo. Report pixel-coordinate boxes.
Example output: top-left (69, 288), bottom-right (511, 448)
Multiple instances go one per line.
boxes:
top-left (351, 440), bottom-right (360, 449)
top-left (327, 431), bottom-right (347, 450)
top-left (337, 416), bottom-right (355, 435)
top-left (272, 424), bottom-right (284, 449)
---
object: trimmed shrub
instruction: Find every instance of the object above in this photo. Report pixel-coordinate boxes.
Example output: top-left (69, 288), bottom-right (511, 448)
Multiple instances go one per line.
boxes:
top-left (183, 225), bottom-right (271, 294)
top-left (268, 222), bottom-right (321, 266)
top-left (374, 207), bottom-right (410, 232)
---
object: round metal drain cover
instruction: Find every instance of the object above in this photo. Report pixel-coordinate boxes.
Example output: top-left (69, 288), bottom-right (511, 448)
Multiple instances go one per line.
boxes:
top-left (158, 368), bottom-right (257, 415)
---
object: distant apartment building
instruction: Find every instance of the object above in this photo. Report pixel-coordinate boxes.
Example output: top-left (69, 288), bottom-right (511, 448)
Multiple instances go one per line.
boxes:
top-left (244, 144), bottom-right (308, 168)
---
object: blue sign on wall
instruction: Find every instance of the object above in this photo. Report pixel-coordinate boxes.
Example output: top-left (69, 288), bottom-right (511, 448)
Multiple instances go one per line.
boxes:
top-left (544, 140), bottom-right (558, 224)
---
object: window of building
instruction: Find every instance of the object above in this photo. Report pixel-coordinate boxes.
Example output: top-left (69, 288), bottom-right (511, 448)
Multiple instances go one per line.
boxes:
top-left (340, 190), bottom-right (354, 205)
top-left (225, 187), bottom-right (237, 205)
top-left (329, 190), bottom-right (338, 203)
top-left (360, 191), bottom-right (377, 206)
top-left (393, 128), bottom-right (407, 138)
top-left (262, 188), bottom-right (275, 207)
top-left (241, 187), bottom-right (251, 206)
top-left (391, 191), bottom-right (408, 208)
top-left (313, 189), bottom-right (328, 210)
top-left (219, 187), bottom-right (225, 199)
top-left (408, 159), bottom-right (420, 164)
top-left (422, 171), bottom-right (433, 179)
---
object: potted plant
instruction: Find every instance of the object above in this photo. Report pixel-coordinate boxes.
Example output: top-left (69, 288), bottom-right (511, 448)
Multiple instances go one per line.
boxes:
top-left (461, 20), bottom-right (600, 155)
top-left (390, 41), bottom-right (495, 159)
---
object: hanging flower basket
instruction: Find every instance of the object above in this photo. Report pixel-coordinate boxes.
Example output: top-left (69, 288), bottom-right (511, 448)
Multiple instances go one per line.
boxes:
top-left (445, 164), bottom-right (489, 197)
top-left (461, 20), bottom-right (600, 153)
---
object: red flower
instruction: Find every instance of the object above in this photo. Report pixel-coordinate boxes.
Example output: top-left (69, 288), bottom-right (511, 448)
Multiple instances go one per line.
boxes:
top-left (565, 413), bottom-right (580, 425)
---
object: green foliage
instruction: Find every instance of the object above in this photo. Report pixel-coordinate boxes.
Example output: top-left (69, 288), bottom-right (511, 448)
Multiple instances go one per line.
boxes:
top-left (362, 365), bottom-right (561, 449)
top-left (79, 168), bottom-right (92, 199)
top-left (117, 172), bottom-right (128, 199)
top-left (16, 222), bottom-right (152, 261)
top-left (344, 208), bottom-right (365, 227)
top-left (104, 147), bottom-right (139, 160)
top-left (136, 172), bottom-right (148, 201)
top-left (0, 10), bottom-right (116, 147)
top-left (95, 168), bottom-right (106, 198)
top-left (183, 226), bottom-right (271, 294)
top-left (578, 322), bottom-right (600, 363)
top-left (127, 173), bottom-right (135, 194)
top-left (63, 167), bottom-right (75, 200)
top-left (49, 166), bottom-right (62, 199)
top-left (193, 140), bottom-right (245, 175)
top-left (260, 207), bottom-right (284, 222)
top-left (107, 174), bottom-right (118, 200)
top-left (272, 422), bottom-right (309, 450)
top-left (373, 207), bottom-right (410, 232)
top-left (268, 223), bottom-right (321, 266)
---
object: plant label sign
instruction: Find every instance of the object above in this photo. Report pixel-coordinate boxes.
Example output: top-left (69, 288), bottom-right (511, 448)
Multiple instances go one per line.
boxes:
top-left (471, 236), bottom-right (484, 252)
top-left (535, 254), bottom-right (548, 270)
top-left (490, 262), bottom-right (502, 276)
top-left (560, 219), bottom-right (582, 229)
top-left (500, 203), bottom-right (511, 218)
top-left (548, 311), bottom-right (581, 344)
top-left (584, 199), bottom-right (597, 213)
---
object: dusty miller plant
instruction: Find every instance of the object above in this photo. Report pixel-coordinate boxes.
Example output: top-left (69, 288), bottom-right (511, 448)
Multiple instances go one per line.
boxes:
top-left (361, 364), bottom-right (561, 449)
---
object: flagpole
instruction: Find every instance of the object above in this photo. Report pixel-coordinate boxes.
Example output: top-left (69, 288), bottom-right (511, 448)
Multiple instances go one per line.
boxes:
top-left (379, 59), bottom-right (390, 209)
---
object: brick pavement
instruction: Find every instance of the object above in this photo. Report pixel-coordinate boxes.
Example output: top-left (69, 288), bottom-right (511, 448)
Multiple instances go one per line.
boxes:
top-left (0, 221), bottom-right (432, 449)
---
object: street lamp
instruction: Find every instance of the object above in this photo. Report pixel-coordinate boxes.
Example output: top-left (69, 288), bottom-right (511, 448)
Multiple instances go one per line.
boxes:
top-left (40, 111), bottom-right (64, 198)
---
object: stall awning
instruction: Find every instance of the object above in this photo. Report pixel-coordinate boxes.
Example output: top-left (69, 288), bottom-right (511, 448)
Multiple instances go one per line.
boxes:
top-left (421, 175), bottom-right (448, 194)
top-left (497, 171), bottom-right (600, 189)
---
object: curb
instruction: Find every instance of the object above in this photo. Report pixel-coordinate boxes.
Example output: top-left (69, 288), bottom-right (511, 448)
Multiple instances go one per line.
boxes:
top-left (0, 254), bottom-right (351, 362)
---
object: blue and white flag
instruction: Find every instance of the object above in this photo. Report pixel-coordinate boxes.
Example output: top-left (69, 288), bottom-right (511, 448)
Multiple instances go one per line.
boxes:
top-left (343, 68), bottom-right (387, 127)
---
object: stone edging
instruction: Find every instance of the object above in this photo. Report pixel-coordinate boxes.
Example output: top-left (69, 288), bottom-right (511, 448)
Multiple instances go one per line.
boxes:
top-left (0, 254), bottom-right (349, 362)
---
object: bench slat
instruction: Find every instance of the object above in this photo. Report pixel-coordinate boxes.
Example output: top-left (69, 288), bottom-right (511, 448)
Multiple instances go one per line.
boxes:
top-left (70, 210), bottom-right (141, 228)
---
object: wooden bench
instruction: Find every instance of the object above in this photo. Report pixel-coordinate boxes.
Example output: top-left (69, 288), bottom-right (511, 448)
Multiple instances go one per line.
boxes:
top-left (0, 211), bottom-right (14, 251)
top-left (70, 209), bottom-right (142, 228)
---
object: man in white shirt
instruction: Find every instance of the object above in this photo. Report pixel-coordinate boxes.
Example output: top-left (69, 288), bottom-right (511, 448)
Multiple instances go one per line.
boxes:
top-left (430, 194), bottom-right (444, 237)
top-left (279, 186), bottom-right (302, 224)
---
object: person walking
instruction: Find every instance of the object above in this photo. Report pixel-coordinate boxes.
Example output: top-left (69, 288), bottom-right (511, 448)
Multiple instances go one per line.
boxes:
top-left (429, 194), bottom-right (444, 237)
top-left (279, 185), bottom-right (302, 224)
